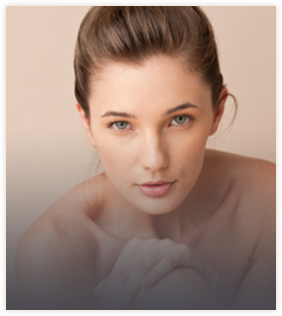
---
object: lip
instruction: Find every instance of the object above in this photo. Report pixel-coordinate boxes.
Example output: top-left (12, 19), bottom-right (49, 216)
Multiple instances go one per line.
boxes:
top-left (137, 180), bottom-right (176, 197)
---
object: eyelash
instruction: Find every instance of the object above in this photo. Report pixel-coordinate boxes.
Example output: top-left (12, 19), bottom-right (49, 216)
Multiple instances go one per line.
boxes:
top-left (169, 115), bottom-right (193, 126)
top-left (107, 115), bottom-right (194, 130)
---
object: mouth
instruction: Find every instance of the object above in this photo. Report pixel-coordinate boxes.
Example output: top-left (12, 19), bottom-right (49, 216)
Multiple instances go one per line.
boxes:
top-left (137, 180), bottom-right (176, 197)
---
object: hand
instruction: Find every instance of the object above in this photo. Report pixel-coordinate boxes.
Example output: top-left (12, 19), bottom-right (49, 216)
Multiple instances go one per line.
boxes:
top-left (93, 237), bottom-right (218, 309)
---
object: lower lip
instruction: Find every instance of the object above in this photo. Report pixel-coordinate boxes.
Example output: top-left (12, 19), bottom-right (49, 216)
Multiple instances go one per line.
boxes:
top-left (138, 182), bottom-right (175, 197)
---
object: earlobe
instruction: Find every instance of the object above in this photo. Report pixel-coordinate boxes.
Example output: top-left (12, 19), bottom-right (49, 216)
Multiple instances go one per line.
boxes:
top-left (76, 103), bottom-right (96, 147)
top-left (209, 87), bottom-right (228, 136)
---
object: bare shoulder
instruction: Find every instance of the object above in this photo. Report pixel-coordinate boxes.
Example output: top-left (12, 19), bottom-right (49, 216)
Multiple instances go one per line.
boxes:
top-left (205, 149), bottom-right (275, 199)
top-left (16, 173), bottom-right (107, 309)
top-left (207, 152), bottom-right (275, 244)
top-left (204, 150), bottom-right (275, 309)
top-left (17, 172), bottom-right (107, 254)
top-left (203, 149), bottom-right (275, 240)
top-left (205, 148), bottom-right (275, 173)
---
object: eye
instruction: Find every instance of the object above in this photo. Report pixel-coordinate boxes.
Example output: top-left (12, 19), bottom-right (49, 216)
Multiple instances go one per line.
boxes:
top-left (110, 121), bottom-right (131, 130)
top-left (170, 115), bottom-right (190, 126)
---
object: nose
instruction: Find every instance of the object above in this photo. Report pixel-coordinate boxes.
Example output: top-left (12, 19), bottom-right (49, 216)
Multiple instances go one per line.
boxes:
top-left (139, 131), bottom-right (169, 171)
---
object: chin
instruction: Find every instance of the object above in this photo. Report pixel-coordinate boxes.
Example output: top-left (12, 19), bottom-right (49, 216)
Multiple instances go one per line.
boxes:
top-left (131, 194), bottom-right (186, 216)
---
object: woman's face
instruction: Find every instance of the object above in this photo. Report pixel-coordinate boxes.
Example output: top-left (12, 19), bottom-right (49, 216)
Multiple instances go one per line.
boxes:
top-left (83, 55), bottom-right (224, 215)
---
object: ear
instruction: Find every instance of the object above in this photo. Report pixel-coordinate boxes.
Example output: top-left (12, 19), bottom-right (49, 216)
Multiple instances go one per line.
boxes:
top-left (76, 103), bottom-right (96, 147)
top-left (209, 87), bottom-right (228, 136)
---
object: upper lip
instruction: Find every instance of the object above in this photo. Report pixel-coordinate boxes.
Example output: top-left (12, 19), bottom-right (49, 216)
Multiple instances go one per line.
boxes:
top-left (139, 180), bottom-right (174, 186)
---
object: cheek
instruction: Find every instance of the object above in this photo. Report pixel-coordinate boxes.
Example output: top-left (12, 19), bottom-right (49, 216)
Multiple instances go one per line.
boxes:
top-left (95, 136), bottom-right (134, 176)
top-left (170, 130), bottom-right (208, 180)
top-left (170, 127), bottom-right (209, 159)
top-left (180, 143), bottom-right (205, 172)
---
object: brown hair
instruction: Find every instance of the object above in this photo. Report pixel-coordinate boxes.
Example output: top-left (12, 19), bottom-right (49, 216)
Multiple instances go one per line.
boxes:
top-left (74, 6), bottom-right (234, 120)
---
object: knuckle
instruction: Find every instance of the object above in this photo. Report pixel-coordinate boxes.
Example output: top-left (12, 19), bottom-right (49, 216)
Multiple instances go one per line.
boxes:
top-left (164, 255), bottom-right (177, 267)
top-left (164, 238), bottom-right (173, 244)
top-left (131, 237), bottom-right (139, 244)
top-left (111, 266), bottom-right (128, 279)
top-left (147, 268), bottom-right (159, 281)
top-left (162, 238), bottom-right (174, 247)
top-left (127, 237), bottom-right (140, 248)
top-left (148, 238), bottom-right (158, 245)
top-left (178, 244), bottom-right (188, 253)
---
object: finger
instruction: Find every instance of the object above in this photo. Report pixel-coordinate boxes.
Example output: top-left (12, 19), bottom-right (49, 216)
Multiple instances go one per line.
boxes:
top-left (109, 237), bottom-right (140, 277)
top-left (98, 276), bottom-right (137, 310)
top-left (98, 238), bottom-right (184, 308)
top-left (178, 246), bottom-right (218, 292)
top-left (94, 275), bottom-right (129, 309)
top-left (94, 277), bottom-right (108, 296)
top-left (141, 255), bottom-right (178, 287)
top-left (106, 263), bottom-right (148, 308)
top-left (96, 239), bottom-right (147, 309)
top-left (99, 259), bottom-right (151, 309)
top-left (141, 244), bottom-right (191, 287)
top-left (188, 250), bottom-right (219, 292)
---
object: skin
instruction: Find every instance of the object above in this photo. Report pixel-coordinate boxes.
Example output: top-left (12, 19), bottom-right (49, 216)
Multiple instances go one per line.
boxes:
top-left (84, 55), bottom-right (224, 222)
top-left (16, 55), bottom-right (275, 310)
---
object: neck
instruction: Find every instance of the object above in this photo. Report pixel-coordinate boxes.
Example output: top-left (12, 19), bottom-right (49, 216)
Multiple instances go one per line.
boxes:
top-left (98, 174), bottom-right (199, 242)
top-left (117, 205), bottom-right (187, 242)
top-left (96, 178), bottom-right (159, 241)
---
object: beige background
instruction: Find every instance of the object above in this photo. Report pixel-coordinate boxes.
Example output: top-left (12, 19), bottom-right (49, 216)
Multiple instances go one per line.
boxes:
top-left (6, 6), bottom-right (276, 309)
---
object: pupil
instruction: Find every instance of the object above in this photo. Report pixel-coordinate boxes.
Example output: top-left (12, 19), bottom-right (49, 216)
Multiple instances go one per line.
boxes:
top-left (118, 122), bottom-right (126, 128)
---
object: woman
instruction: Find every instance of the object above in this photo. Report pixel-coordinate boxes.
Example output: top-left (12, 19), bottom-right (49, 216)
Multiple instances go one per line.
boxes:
top-left (16, 6), bottom-right (275, 310)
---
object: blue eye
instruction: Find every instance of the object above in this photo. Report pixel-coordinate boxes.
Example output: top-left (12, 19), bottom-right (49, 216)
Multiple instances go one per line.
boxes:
top-left (170, 115), bottom-right (190, 126)
top-left (111, 121), bottom-right (130, 130)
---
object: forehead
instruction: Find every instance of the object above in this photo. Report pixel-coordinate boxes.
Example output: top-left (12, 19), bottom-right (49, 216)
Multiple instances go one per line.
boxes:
top-left (89, 55), bottom-right (212, 114)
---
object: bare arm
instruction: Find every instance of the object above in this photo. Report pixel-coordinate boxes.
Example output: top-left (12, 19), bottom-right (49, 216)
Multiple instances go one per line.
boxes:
top-left (94, 238), bottom-right (219, 310)
top-left (16, 218), bottom-right (96, 310)
top-left (233, 162), bottom-right (276, 309)
top-left (133, 267), bottom-right (218, 310)
top-left (16, 181), bottom-right (103, 309)
top-left (16, 227), bottom-right (68, 309)
top-left (232, 212), bottom-right (276, 309)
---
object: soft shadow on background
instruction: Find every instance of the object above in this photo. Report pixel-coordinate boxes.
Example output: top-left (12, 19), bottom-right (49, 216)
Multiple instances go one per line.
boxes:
top-left (6, 6), bottom-right (276, 309)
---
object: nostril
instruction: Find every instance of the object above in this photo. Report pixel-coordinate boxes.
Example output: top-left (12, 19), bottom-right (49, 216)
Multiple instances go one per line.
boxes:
top-left (139, 135), bottom-right (169, 171)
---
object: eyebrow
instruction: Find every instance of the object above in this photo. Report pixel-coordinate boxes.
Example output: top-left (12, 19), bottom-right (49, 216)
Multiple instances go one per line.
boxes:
top-left (162, 103), bottom-right (200, 116)
top-left (100, 103), bottom-right (200, 119)
top-left (101, 111), bottom-right (137, 119)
